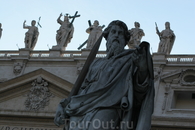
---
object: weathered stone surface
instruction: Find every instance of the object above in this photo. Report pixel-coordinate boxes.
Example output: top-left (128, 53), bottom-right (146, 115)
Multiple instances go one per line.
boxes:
top-left (23, 20), bottom-right (39, 50)
top-left (86, 20), bottom-right (103, 49)
top-left (156, 22), bottom-right (176, 54)
top-left (128, 21), bottom-right (145, 49)
top-left (54, 20), bottom-right (154, 130)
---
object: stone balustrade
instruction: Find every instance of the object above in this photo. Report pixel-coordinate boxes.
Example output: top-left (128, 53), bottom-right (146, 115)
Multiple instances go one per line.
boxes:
top-left (166, 55), bottom-right (195, 62)
top-left (1, 50), bottom-right (195, 63)
top-left (0, 49), bottom-right (107, 58)
top-left (153, 53), bottom-right (195, 63)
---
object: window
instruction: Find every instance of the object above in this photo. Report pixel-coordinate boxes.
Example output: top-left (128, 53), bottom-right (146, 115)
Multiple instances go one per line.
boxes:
top-left (172, 91), bottom-right (195, 109)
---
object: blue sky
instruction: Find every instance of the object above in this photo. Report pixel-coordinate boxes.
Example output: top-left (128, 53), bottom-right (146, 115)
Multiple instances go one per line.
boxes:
top-left (0, 0), bottom-right (195, 54)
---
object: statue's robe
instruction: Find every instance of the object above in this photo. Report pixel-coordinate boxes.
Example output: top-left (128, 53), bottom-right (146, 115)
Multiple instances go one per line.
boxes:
top-left (128, 28), bottom-right (145, 48)
top-left (56, 21), bottom-right (74, 48)
top-left (30, 27), bottom-right (39, 50)
top-left (65, 43), bottom-right (154, 130)
top-left (24, 26), bottom-right (39, 50)
top-left (157, 29), bottom-right (175, 55)
top-left (86, 25), bottom-right (102, 49)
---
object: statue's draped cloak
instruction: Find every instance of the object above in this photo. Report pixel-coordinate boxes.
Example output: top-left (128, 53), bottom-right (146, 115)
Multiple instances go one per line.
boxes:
top-left (31, 28), bottom-right (39, 49)
top-left (158, 29), bottom-right (175, 54)
top-left (86, 26), bottom-right (102, 48)
top-left (65, 45), bottom-right (154, 130)
top-left (57, 21), bottom-right (74, 48)
top-left (24, 26), bottom-right (39, 50)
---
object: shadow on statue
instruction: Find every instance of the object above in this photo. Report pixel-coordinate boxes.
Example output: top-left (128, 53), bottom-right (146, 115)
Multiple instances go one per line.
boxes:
top-left (54, 20), bottom-right (154, 130)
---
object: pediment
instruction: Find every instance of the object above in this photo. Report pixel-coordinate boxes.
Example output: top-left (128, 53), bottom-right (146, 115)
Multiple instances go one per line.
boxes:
top-left (0, 68), bottom-right (73, 117)
top-left (161, 69), bottom-right (182, 83)
top-left (161, 69), bottom-right (195, 85)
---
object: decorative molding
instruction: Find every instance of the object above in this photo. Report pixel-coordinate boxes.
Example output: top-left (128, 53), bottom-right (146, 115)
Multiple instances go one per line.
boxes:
top-left (24, 76), bottom-right (53, 111)
top-left (161, 69), bottom-right (183, 83)
top-left (13, 62), bottom-right (24, 75)
top-left (77, 62), bottom-right (84, 74)
top-left (151, 128), bottom-right (194, 130)
top-left (154, 67), bottom-right (162, 81)
top-left (0, 78), bottom-right (7, 83)
top-left (180, 69), bottom-right (195, 86)
top-left (162, 83), bottom-right (170, 111)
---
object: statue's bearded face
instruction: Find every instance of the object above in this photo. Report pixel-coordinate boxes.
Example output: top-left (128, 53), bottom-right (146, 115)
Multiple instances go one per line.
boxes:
top-left (106, 25), bottom-right (126, 58)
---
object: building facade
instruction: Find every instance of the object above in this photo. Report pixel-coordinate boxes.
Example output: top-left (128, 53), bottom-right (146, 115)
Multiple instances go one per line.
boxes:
top-left (0, 49), bottom-right (195, 130)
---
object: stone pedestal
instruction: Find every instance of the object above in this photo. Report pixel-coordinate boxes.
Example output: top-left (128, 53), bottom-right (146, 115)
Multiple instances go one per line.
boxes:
top-left (19, 48), bottom-right (31, 56)
top-left (153, 53), bottom-right (166, 60)
top-left (49, 48), bottom-right (61, 57)
top-left (51, 45), bottom-right (66, 51)
top-left (81, 48), bottom-right (91, 56)
top-left (152, 53), bottom-right (167, 67)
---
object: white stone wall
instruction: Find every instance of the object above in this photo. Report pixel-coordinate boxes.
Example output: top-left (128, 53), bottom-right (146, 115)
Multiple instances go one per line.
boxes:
top-left (152, 53), bottom-right (195, 128)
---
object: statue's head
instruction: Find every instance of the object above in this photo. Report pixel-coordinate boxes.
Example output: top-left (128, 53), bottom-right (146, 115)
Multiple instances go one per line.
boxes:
top-left (31, 20), bottom-right (36, 26)
top-left (134, 22), bottom-right (140, 28)
top-left (64, 14), bottom-right (69, 22)
top-left (103, 20), bottom-right (130, 58)
top-left (165, 22), bottom-right (170, 29)
top-left (93, 20), bottom-right (99, 27)
top-left (0, 23), bottom-right (1, 28)
top-left (103, 20), bottom-right (130, 45)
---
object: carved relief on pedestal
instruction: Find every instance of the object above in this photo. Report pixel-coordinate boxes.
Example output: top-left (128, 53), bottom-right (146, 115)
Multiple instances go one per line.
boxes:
top-left (13, 62), bottom-right (24, 75)
top-left (180, 69), bottom-right (195, 86)
top-left (24, 76), bottom-right (53, 111)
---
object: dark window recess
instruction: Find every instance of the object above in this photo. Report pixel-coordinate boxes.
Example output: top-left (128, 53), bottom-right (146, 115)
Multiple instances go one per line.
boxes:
top-left (192, 93), bottom-right (195, 99)
top-left (184, 75), bottom-right (195, 82)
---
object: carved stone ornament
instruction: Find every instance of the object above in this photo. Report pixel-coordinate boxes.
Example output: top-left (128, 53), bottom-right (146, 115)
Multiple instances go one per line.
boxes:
top-left (180, 69), bottom-right (195, 86)
top-left (24, 76), bottom-right (53, 111)
top-left (77, 62), bottom-right (84, 74)
top-left (154, 67), bottom-right (162, 80)
top-left (13, 62), bottom-right (23, 75)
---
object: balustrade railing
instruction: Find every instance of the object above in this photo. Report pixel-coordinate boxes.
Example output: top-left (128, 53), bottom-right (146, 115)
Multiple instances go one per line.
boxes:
top-left (166, 55), bottom-right (195, 62)
top-left (1, 51), bottom-right (195, 63)
top-left (0, 50), bottom-right (107, 58)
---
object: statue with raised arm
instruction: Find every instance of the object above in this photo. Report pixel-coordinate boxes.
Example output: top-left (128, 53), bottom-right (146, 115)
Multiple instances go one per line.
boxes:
top-left (55, 13), bottom-right (74, 50)
top-left (128, 22), bottom-right (145, 49)
top-left (23, 20), bottom-right (39, 50)
top-left (0, 23), bottom-right (2, 39)
top-left (54, 20), bottom-right (154, 130)
top-left (86, 20), bottom-right (103, 49)
top-left (156, 22), bottom-right (176, 54)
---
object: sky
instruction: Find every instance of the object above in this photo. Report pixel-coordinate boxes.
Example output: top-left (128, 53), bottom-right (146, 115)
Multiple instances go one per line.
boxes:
top-left (0, 0), bottom-right (195, 54)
